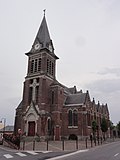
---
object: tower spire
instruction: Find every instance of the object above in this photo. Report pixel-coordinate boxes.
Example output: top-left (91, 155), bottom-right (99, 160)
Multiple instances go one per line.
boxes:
top-left (43, 9), bottom-right (46, 16)
top-left (32, 12), bottom-right (51, 50)
top-left (26, 13), bottom-right (59, 60)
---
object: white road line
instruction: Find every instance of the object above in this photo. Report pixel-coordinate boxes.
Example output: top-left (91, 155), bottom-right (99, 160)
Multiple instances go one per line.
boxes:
top-left (42, 151), bottom-right (52, 153)
top-left (4, 154), bottom-right (13, 159)
top-left (16, 152), bottom-right (27, 157)
top-left (114, 153), bottom-right (119, 157)
top-left (46, 149), bottom-right (89, 160)
top-left (26, 151), bottom-right (38, 155)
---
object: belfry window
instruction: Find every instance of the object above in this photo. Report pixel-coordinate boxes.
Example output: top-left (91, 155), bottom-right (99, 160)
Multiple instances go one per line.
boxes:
top-left (38, 58), bottom-right (41, 71)
top-left (30, 58), bottom-right (42, 73)
top-left (47, 58), bottom-right (54, 76)
top-left (31, 60), bottom-right (34, 73)
top-left (49, 61), bottom-right (51, 74)
top-left (34, 59), bottom-right (38, 72)
top-left (52, 62), bottom-right (54, 76)
top-left (47, 59), bottom-right (49, 73)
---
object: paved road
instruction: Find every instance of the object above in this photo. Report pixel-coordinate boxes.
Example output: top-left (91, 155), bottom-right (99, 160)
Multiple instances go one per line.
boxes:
top-left (0, 141), bottom-right (120, 160)
top-left (0, 145), bottom-right (71, 160)
top-left (51, 141), bottom-right (120, 160)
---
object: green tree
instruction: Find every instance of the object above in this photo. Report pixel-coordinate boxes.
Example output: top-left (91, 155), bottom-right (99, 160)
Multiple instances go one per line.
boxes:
top-left (109, 121), bottom-right (115, 138)
top-left (101, 117), bottom-right (108, 140)
top-left (92, 120), bottom-right (97, 136)
top-left (117, 121), bottom-right (120, 137)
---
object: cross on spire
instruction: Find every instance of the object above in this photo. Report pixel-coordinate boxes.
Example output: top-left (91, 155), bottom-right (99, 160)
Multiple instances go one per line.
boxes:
top-left (43, 9), bottom-right (46, 16)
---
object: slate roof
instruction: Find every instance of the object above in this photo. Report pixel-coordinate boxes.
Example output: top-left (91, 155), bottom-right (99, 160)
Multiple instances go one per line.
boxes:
top-left (26, 14), bottom-right (59, 59)
top-left (64, 93), bottom-right (87, 106)
top-left (50, 80), bottom-right (78, 95)
top-left (34, 15), bottom-right (51, 48)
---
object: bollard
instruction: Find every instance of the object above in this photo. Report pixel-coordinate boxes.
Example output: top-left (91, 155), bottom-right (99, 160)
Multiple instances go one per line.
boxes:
top-left (90, 139), bottom-right (93, 147)
top-left (33, 140), bottom-right (35, 150)
top-left (62, 140), bottom-right (64, 151)
top-left (47, 140), bottom-right (49, 151)
top-left (97, 137), bottom-right (99, 145)
top-left (85, 138), bottom-right (88, 148)
top-left (23, 141), bottom-right (25, 150)
top-left (101, 137), bottom-right (102, 145)
top-left (94, 138), bottom-right (96, 146)
top-left (76, 139), bottom-right (78, 150)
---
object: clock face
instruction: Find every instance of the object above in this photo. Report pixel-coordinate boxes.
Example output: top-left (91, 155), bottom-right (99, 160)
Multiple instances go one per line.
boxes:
top-left (34, 43), bottom-right (40, 50)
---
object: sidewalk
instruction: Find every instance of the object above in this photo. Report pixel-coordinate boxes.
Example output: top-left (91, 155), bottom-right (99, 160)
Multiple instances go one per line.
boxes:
top-left (19, 138), bottom-right (118, 151)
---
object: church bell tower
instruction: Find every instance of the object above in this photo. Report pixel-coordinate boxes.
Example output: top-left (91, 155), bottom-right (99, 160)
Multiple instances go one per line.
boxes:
top-left (14, 12), bottom-right (59, 137)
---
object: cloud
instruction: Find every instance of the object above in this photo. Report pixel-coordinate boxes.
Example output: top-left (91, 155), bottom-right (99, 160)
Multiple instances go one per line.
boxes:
top-left (84, 78), bottom-right (120, 124)
top-left (97, 67), bottom-right (120, 77)
top-left (85, 78), bottom-right (120, 93)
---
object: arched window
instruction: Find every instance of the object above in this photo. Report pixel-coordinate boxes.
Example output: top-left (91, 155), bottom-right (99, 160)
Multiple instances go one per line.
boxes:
top-left (73, 110), bottom-right (78, 126)
top-left (68, 110), bottom-right (73, 126)
top-left (47, 118), bottom-right (51, 135)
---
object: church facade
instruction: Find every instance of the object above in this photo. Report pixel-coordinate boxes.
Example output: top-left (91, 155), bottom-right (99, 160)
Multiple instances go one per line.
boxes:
top-left (14, 14), bottom-right (110, 140)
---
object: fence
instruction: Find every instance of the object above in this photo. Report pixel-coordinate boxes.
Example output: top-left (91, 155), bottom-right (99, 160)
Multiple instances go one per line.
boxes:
top-left (20, 137), bottom-right (107, 151)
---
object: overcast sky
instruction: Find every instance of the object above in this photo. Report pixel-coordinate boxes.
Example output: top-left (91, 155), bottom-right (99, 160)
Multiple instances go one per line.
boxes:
top-left (0, 0), bottom-right (120, 125)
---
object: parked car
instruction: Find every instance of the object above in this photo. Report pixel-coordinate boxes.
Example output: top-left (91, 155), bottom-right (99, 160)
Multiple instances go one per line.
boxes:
top-left (0, 134), bottom-right (3, 145)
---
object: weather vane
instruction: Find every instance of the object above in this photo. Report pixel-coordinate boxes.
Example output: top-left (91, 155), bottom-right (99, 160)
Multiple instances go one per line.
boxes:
top-left (43, 9), bottom-right (46, 16)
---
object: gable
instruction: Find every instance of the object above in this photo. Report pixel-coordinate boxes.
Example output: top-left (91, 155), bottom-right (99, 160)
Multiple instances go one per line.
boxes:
top-left (24, 102), bottom-right (39, 121)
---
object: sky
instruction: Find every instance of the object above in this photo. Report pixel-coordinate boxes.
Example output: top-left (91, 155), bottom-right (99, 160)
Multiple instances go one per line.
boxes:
top-left (0, 0), bottom-right (120, 125)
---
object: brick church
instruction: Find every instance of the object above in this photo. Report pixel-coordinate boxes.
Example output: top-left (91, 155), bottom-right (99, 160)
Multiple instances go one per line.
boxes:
top-left (14, 13), bottom-right (110, 140)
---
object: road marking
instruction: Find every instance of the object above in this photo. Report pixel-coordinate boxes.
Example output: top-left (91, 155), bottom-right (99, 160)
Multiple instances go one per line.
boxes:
top-left (26, 151), bottom-right (38, 155)
top-left (4, 154), bottom-right (13, 159)
top-left (16, 152), bottom-right (27, 157)
top-left (42, 151), bottom-right (52, 153)
top-left (46, 149), bottom-right (89, 160)
top-left (114, 153), bottom-right (119, 157)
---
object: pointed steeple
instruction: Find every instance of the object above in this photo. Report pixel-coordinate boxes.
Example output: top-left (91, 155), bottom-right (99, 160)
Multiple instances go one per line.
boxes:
top-left (34, 14), bottom-right (51, 49)
top-left (26, 12), bottom-right (59, 60)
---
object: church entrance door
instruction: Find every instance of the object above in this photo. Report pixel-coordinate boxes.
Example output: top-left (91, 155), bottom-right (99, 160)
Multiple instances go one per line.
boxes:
top-left (28, 121), bottom-right (35, 136)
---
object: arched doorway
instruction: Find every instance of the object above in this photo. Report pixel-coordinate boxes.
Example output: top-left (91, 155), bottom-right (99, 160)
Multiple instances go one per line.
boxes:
top-left (28, 121), bottom-right (35, 136)
top-left (27, 113), bottom-right (36, 136)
